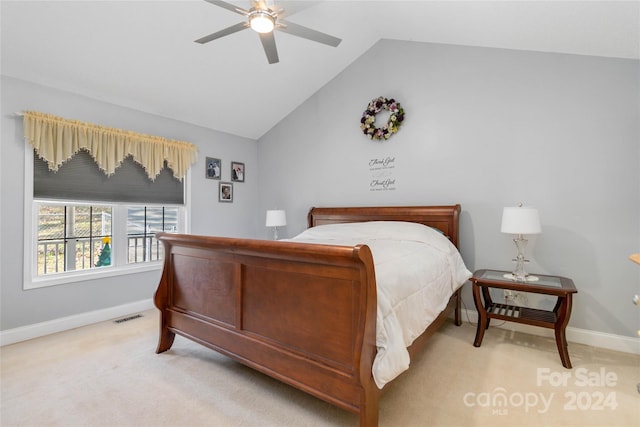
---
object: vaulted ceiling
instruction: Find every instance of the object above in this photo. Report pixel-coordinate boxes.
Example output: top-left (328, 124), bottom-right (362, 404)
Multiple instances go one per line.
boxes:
top-left (2, 1), bottom-right (638, 139)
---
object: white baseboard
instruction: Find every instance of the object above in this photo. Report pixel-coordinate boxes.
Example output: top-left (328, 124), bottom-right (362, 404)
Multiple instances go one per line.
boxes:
top-left (457, 308), bottom-right (640, 355)
top-left (0, 299), bottom-right (154, 347)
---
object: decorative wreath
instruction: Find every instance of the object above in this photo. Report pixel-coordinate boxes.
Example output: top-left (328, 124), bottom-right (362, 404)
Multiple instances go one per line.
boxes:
top-left (360, 96), bottom-right (405, 140)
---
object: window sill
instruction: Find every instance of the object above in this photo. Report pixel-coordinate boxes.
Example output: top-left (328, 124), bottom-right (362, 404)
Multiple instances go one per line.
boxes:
top-left (24, 262), bottom-right (163, 290)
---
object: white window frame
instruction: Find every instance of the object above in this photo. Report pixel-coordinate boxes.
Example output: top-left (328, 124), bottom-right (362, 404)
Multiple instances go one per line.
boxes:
top-left (24, 149), bottom-right (191, 290)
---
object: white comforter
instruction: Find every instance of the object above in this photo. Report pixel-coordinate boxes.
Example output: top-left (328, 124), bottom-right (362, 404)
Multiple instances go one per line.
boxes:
top-left (286, 221), bottom-right (471, 388)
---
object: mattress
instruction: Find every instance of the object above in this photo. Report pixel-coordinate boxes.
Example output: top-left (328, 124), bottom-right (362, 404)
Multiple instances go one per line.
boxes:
top-left (286, 221), bottom-right (472, 388)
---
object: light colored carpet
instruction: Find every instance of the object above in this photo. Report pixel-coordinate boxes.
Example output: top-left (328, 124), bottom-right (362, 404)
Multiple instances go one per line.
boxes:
top-left (1, 309), bottom-right (638, 426)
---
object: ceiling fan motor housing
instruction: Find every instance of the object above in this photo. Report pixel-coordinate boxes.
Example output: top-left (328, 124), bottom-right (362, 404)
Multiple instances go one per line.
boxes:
top-left (249, 9), bottom-right (277, 33)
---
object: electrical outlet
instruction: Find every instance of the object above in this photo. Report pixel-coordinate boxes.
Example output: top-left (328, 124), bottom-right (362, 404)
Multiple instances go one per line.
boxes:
top-left (504, 290), bottom-right (514, 304)
top-left (504, 290), bottom-right (528, 306)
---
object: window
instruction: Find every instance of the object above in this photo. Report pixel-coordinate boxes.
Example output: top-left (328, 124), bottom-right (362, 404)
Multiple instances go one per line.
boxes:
top-left (127, 206), bottom-right (179, 263)
top-left (37, 204), bottom-right (112, 275)
top-left (26, 150), bottom-right (189, 289)
top-left (34, 202), bottom-right (183, 279)
top-left (22, 111), bottom-right (195, 289)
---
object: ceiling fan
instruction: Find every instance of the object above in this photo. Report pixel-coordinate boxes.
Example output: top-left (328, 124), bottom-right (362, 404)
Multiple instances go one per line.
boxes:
top-left (195, 0), bottom-right (342, 64)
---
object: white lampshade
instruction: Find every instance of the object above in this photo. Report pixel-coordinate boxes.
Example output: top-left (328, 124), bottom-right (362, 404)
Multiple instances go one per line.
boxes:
top-left (501, 206), bottom-right (541, 235)
top-left (250, 12), bottom-right (275, 33)
top-left (265, 210), bottom-right (287, 227)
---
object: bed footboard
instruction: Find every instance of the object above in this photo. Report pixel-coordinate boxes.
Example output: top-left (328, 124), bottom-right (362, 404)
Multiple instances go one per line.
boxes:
top-left (154, 233), bottom-right (380, 425)
top-left (154, 205), bottom-right (465, 426)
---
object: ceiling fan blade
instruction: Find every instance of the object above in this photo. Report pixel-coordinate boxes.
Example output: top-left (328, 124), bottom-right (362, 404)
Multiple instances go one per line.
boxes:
top-left (195, 21), bottom-right (249, 44)
top-left (253, 0), bottom-right (278, 10)
top-left (274, 1), bottom-right (316, 20)
top-left (203, 0), bottom-right (249, 16)
top-left (277, 20), bottom-right (341, 47)
top-left (259, 32), bottom-right (279, 64)
top-left (252, 0), bottom-right (267, 9)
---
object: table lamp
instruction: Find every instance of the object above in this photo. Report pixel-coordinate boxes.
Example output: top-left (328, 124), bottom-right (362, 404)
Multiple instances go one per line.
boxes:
top-left (501, 203), bottom-right (541, 281)
top-left (265, 209), bottom-right (286, 240)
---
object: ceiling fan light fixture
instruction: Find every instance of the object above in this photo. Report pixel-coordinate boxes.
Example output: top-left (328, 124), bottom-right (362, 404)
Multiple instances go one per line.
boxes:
top-left (249, 11), bottom-right (275, 33)
top-left (197, 0), bottom-right (342, 64)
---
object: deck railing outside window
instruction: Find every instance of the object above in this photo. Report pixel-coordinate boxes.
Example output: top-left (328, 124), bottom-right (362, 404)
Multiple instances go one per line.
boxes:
top-left (36, 204), bottom-right (177, 276)
top-left (127, 234), bottom-right (164, 264)
top-left (37, 235), bottom-right (165, 275)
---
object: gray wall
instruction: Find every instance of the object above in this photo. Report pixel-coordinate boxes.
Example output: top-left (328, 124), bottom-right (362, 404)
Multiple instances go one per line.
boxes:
top-left (0, 76), bottom-right (259, 330)
top-left (2, 40), bottom-right (638, 339)
top-left (257, 40), bottom-right (639, 337)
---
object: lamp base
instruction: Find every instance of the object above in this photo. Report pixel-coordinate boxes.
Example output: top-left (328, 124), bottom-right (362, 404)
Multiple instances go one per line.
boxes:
top-left (507, 235), bottom-right (538, 282)
top-left (503, 273), bottom-right (539, 282)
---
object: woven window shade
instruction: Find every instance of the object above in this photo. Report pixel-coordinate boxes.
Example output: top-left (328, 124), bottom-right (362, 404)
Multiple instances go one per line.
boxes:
top-left (34, 150), bottom-right (185, 204)
top-left (22, 111), bottom-right (197, 180)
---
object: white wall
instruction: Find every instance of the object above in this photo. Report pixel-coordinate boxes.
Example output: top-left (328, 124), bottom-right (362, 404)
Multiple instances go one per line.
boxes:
top-left (0, 76), bottom-right (259, 330)
top-left (257, 40), bottom-right (639, 337)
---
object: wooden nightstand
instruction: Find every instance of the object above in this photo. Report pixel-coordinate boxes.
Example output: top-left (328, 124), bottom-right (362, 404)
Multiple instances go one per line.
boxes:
top-left (470, 269), bottom-right (578, 368)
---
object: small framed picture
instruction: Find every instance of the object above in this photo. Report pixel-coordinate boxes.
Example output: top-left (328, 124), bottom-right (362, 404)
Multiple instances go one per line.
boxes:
top-left (205, 157), bottom-right (221, 180)
top-left (219, 182), bottom-right (233, 202)
top-left (231, 161), bottom-right (245, 182)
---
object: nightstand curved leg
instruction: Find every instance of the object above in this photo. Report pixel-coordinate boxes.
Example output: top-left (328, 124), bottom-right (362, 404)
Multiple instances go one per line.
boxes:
top-left (481, 286), bottom-right (492, 329)
top-left (554, 295), bottom-right (573, 368)
top-left (472, 282), bottom-right (487, 347)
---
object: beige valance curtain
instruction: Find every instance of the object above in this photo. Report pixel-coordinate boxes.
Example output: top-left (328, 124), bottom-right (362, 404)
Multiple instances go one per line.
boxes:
top-left (22, 111), bottom-right (198, 181)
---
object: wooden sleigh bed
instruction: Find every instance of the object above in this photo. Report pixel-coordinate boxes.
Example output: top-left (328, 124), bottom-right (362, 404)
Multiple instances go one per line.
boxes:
top-left (154, 205), bottom-right (464, 426)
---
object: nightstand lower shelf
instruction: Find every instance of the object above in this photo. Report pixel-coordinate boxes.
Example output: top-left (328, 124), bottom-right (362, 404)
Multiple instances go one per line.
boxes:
top-left (486, 303), bottom-right (557, 327)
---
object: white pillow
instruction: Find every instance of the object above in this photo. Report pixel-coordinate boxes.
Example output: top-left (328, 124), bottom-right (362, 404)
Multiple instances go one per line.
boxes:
top-left (293, 221), bottom-right (449, 248)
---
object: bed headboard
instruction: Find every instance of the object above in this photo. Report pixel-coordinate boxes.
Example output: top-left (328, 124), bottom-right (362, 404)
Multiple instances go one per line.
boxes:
top-left (307, 205), bottom-right (461, 249)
